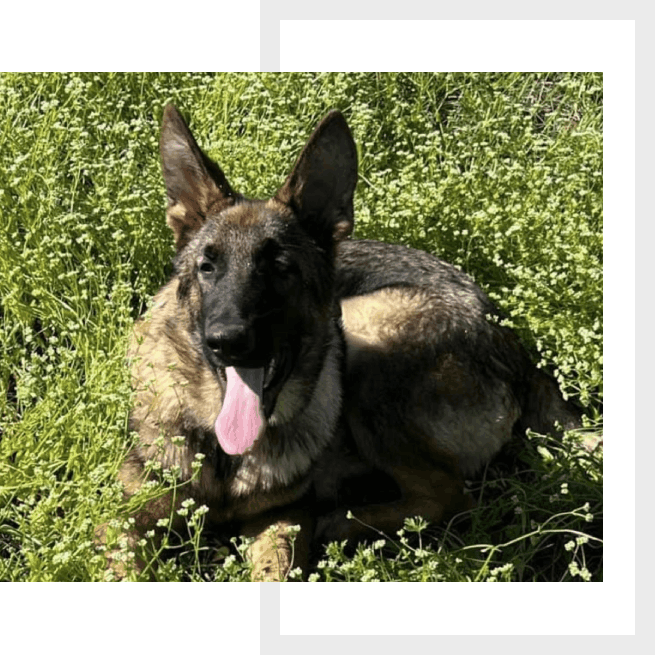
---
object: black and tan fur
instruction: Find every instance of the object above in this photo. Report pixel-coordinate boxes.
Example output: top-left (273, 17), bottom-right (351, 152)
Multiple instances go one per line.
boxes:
top-left (102, 105), bottom-right (581, 581)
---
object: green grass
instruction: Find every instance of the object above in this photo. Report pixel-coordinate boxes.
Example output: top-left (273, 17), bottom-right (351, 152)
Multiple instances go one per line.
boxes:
top-left (0, 72), bottom-right (602, 582)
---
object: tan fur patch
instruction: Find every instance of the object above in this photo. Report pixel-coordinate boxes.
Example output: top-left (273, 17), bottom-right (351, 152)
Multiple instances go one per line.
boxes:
top-left (341, 287), bottom-right (425, 353)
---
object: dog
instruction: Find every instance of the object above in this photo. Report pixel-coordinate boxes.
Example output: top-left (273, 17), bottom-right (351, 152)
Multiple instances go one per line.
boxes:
top-left (102, 104), bottom-right (582, 581)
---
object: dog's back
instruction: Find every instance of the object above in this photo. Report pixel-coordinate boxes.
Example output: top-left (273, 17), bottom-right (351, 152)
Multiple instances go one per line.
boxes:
top-left (341, 239), bottom-right (579, 454)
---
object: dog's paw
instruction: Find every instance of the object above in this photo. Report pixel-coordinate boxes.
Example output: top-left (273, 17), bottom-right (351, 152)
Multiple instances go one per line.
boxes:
top-left (315, 510), bottom-right (361, 545)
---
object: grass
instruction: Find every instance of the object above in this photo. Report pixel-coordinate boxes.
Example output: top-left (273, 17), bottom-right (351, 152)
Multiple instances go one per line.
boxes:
top-left (0, 72), bottom-right (602, 582)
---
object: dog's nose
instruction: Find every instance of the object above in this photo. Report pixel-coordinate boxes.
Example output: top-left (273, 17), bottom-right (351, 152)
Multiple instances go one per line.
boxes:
top-left (205, 322), bottom-right (256, 363)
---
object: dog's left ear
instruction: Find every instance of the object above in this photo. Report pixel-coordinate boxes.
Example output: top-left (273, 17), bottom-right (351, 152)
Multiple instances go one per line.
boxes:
top-left (276, 111), bottom-right (357, 244)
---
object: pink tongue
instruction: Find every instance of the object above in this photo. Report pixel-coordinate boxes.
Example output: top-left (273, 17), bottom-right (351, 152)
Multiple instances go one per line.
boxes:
top-left (215, 367), bottom-right (266, 455)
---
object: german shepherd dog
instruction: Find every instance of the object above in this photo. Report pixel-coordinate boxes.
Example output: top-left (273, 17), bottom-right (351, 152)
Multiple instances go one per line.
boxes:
top-left (104, 105), bottom-right (582, 581)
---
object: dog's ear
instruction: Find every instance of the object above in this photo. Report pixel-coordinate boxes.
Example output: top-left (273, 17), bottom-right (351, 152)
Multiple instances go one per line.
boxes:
top-left (276, 110), bottom-right (357, 244)
top-left (160, 104), bottom-right (237, 251)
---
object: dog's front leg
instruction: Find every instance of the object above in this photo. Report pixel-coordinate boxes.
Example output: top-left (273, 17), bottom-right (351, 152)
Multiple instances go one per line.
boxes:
top-left (96, 456), bottom-right (186, 580)
top-left (95, 489), bottom-right (181, 580)
top-left (241, 510), bottom-right (313, 582)
top-left (315, 464), bottom-right (472, 545)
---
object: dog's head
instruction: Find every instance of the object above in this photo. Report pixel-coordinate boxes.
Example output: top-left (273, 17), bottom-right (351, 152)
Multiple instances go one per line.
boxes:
top-left (158, 105), bottom-right (357, 456)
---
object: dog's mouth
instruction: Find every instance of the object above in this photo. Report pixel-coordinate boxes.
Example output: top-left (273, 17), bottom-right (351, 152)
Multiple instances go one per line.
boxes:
top-left (214, 348), bottom-right (293, 456)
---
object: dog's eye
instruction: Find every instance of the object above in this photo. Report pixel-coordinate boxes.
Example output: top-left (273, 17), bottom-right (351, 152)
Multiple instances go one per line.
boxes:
top-left (198, 250), bottom-right (224, 277)
top-left (256, 240), bottom-right (281, 273)
top-left (274, 256), bottom-right (297, 279)
top-left (199, 258), bottom-right (215, 274)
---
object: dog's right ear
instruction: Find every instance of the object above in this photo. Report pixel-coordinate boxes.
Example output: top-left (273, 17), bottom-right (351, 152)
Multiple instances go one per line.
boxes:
top-left (160, 104), bottom-right (237, 251)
